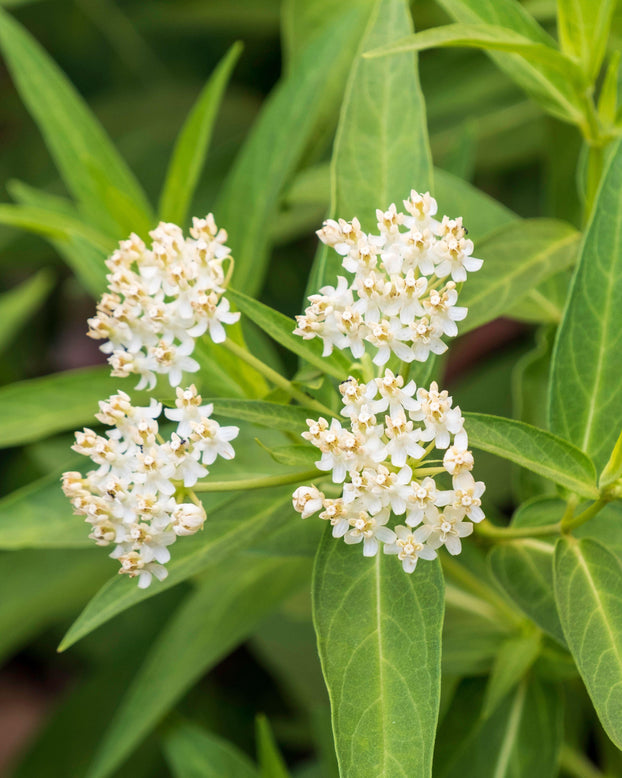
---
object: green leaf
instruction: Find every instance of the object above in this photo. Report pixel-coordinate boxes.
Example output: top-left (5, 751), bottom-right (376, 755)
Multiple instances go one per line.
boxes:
top-left (0, 470), bottom-right (90, 550)
top-left (258, 442), bottom-right (318, 468)
top-left (217, 10), bottom-right (368, 296)
top-left (434, 0), bottom-right (586, 124)
top-left (506, 270), bottom-right (570, 324)
top-left (549, 137), bottom-right (622, 471)
top-left (0, 367), bottom-right (147, 449)
top-left (434, 167), bottom-right (516, 242)
top-left (0, 270), bottom-right (53, 353)
top-left (164, 723), bottom-right (258, 778)
top-left (227, 289), bottom-right (351, 380)
top-left (463, 412), bottom-right (599, 498)
top-left (600, 427), bottom-right (622, 487)
top-left (0, 8), bottom-right (153, 235)
top-left (59, 488), bottom-right (294, 650)
top-left (460, 219), bottom-right (579, 334)
top-left (435, 677), bottom-right (563, 778)
top-left (367, 23), bottom-right (585, 84)
top-left (87, 555), bottom-right (305, 778)
top-left (489, 540), bottom-right (565, 644)
top-left (205, 398), bottom-right (313, 432)
top-left (0, 203), bottom-right (114, 253)
top-left (311, 0), bottom-right (432, 291)
top-left (256, 715), bottom-right (291, 778)
top-left (9, 180), bottom-right (109, 296)
top-left (554, 536), bottom-right (622, 749)
top-left (159, 43), bottom-right (242, 225)
top-left (557, 0), bottom-right (616, 80)
top-left (0, 549), bottom-right (110, 663)
top-left (313, 528), bottom-right (444, 777)
top-left (482, 631), bottom-right (541, 718)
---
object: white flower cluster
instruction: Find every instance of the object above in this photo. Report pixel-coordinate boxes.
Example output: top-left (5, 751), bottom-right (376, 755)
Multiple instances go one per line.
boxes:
top-left (62, 386), bottom-right (239, 588)
top-left (87, 215), bottom-right (240, 390)
top-left (292, 371), bottom-right (485, 572)
top-left (294, 191), bottom-right (482, 365)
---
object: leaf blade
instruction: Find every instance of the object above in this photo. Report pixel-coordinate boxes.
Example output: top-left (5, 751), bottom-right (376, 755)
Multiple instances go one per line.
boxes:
top-left (554, 537), bottom-right (622, 749)
top-left (313, 530), bottom-right (444, 777)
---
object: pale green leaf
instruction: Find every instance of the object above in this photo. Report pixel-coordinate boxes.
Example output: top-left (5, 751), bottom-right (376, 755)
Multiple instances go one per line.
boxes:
top-left (258, 443), bottom-right (317, 468)
top-left (165, 723), bottom-right (258, 778)
top-left (506, 270), bottom-right (570, 324)
top-left (600, 427), bottom-right (622, 487)
top-left (435, 677), bottom-right (563, 778)
top-left (434, 167), bottom-right (516, 242)
top-left (489, 540), bottom-right (564, 644)
top-left (311, 0), bottom-right (432, 290)
top-left (554, 537), bottom-right (622, 749)
top-left (460, 219), bottom-right (579, 334)
top-left (367, 23), bottom-right (585, 88)
top-left (87, 555), bottom-right (305, 778)
top-left (313, 529), bottom-right (444, 777)
top-left (59, 488), bottom-right (293, 650)
top-left (205, 399), bottom-right (312, 432)
top-left (0, 8), bottom-right (153, 234)
top-left (549, 137), bottom-right (622, 471)
top-left (0, 270), bottom-right (53, 353)
top-left (217, 10), bottom-right (368, 296)
top-left (597, 51), bottom-right (620, 126)
top-left (227, 289), bottom-right (351, 380)
top-left (159, 43), bottom-right (242, 225)
top-left (0, 367), bottom-right (148, 449)
top-left (0, 549), bottom-right (110, 663)
top-left (8, 180), bottom-right (109, 296)
top-left (256, 715), bottom-right (291, 778)
top-left (0, 470), bottom-right (90, 550)
top-left (557, 0), bottom-right (616, 80)
top-left (482, 631), bottom-right (541, 718)
top-left (463, 412), bottom-right (599, 498)
top-left (435, 0), bottom-right (585, 123)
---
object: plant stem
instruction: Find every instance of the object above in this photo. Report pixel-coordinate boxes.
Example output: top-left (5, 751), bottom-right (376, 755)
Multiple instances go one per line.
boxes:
top-left (475, 520), bottom-right (561, 540)
top-left (191, 468), bottom-right (321, 493)
top-left (222, 337), bottom-right (337, 418)
top-left (562, 498), bottom-right (609, 532)
top-left (414, 466), bottom-right (446, 476)
top-left (441, 555), bottom-right (523, 627)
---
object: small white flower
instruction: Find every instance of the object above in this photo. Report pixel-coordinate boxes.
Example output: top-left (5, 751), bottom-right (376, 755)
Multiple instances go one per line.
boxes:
top-left (172, 503), bottom-right (207, 536)
top-left (343, 509), bottom-right (396, 557)
top-left (292, 485), bottom-right (325, 519)
top-left (384, 524), bottom-right (437, 573)
top-left (419, 506), bottom-right (473, 555)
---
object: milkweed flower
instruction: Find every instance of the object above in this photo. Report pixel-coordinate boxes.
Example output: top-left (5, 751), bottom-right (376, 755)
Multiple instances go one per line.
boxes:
top-left (292, 371), bottom-right (485, 571)
top-left (62, 385), bottom-right (239, 588)
top-left (293, 191), bottom-right (481, 365)
top-left (87, 215), bottom-right (240, 390)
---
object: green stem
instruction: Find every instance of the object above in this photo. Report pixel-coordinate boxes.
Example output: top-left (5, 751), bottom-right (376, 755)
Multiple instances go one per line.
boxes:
top-left (414, 466), bottom-right (446, 476)
top-left (222, 337), bottom-right (338, 419)
top-left (562, 498), bottom-right (609, 532)
top-left (441, 555), bottom-right (523, 627)
top-left (559, 744), bottom-right (604, 778)
top-left (191, 468), bottom-right (321, 493)
top-left (398, 360), bottom-right (411, 382)
top-left (475, 520), bottom-right (561, 540)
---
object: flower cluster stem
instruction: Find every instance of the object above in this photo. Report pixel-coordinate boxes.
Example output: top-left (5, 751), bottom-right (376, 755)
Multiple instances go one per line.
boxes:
top-left (192, 468), bottom-right (321, 493)
top-left (222, 337), bottom-right (337, 418)
top-left (562, 498), bottom-right (609, 533)
top-left (475, 520), bottom-right (561, 541)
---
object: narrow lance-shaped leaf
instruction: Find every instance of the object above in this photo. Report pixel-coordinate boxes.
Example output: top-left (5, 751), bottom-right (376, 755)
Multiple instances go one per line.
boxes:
top-left (365, 23), bottom-right (585, 86)
top-left (434, 0), bottom-right (585, 124)
top-left (434, 677), bottom-right (563, 778)
top-left (463, 412), bottom-right (599, 498)
top-left (554, 537), bottom-right (622, 749)
top-left (556, 0), bottom-right (616, 80)
top-left (8, 180), bottom-right (110, 297)
top-left (459, 219), bottom-right (579, 334)
top-left (0, 270), bottom-right (53, 354)
top-left (59, 488), bottom-right (294, 650)
top-left (159, 43), bottom-right (242, 225)
top-left (164, 723), bottom-right (258, 778)
top-left (310, 0), bottom-right (432, 291)
top-left (481, 631), bottom-right (541, 718)
top-left (86, 555), bottom-right (306, 778)
top-left (256, 715), bottom-right (291, 778)
top-left (217, 10), bottom-right (369, 296)
top-left (227, 288), bottom-right (351, 380)
top-left (313, 529), bottom-right (444, 777)
top-left (549, 136), bottom-right (622, 472)
top-left (0, 8), bottom-right (153, 235)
